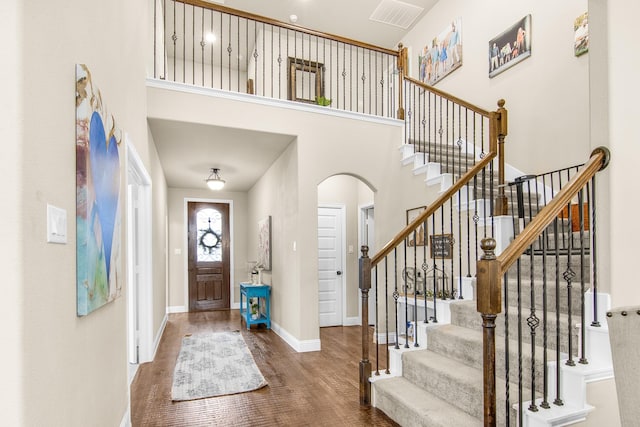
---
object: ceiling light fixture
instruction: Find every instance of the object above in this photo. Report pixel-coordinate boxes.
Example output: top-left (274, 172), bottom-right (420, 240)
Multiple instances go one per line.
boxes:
top-left (205, 168), bottom-right (225, 190)
top-left (289, 14), bottom-right (298, 23)
top-left (205, 32), bottom-right (217, 43)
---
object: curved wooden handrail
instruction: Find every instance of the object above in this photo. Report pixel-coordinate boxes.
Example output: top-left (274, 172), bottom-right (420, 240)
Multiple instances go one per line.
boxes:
top-left (497, 147), bottom-right (610, 275)
top-left (404, 76), bottom-right (492, 117)
top-left (176, 0), bottom-right (400, 56)
top-left (371, 150), bottom-right (497, 266)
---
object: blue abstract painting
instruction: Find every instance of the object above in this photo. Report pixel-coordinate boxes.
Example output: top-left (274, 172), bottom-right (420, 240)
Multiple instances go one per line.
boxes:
top-left (76, 64), bottom-right (122, 316)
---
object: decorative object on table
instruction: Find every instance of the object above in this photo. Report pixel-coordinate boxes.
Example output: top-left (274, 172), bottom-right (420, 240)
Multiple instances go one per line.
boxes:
top-left (171, 331), bottom-right (267, 401)
top-left (76, 64), bottom-right (122, 316)
top-left (430, 233), bottom-right (454, 259)
top-left (401, 267), bottom-right (425, 295)
top-left (406, 206), bottom-right (427, 247)
top-left (488, 14), bottom-right (531, 78)
top-left (418, 17), bottom-right (462, 86)
top-left (574, 12), bottom-right (589, 57)
top-left (257, 216), bottom-right (271, 270)
top-left (250, 298), bottom-right (259, 320)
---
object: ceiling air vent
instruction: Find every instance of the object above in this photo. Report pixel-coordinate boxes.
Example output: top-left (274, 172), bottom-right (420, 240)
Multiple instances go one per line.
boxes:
top-left (369, 0), bottom-right (424, 29)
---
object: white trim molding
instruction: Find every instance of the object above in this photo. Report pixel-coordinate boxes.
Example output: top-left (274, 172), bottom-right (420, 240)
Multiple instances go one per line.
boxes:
top-left (271, 321), bottom-right (321, 352)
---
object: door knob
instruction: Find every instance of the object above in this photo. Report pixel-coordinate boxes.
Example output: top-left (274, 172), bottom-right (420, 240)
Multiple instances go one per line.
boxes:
top-left (337, 271), bottom-right (342, 275)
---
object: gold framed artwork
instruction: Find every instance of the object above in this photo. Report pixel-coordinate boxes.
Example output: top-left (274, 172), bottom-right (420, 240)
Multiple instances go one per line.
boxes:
top-left (406, 206), bottom-right (427, 247)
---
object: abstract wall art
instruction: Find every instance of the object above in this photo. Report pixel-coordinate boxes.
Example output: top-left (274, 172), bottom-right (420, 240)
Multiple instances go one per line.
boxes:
top-left (76, 64), bottom-right (122, 316)
top-left (257, 216), bottom-right (271, 271)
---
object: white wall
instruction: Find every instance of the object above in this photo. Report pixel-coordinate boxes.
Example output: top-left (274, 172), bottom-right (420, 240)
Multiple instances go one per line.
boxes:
top-left (0, 0), bottom-right (23, 424)
top-left (401, 0), bottom-right (590, 173)
top-left (1, 0), bottom-right (168, 424)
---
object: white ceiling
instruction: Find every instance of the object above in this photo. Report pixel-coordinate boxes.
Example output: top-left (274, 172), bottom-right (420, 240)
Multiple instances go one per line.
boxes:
top-left (150, 0), bottom-right (438, 191)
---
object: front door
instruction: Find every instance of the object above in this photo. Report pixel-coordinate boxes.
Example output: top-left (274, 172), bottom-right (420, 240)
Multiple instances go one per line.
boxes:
top-left (188, 202), bottom-right (230, 311)
top-left (318, 206), bottom-right (344, 327)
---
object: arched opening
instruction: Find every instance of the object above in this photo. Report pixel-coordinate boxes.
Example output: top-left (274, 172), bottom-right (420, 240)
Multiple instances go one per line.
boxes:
top-left (317, 174), bottom-right (375, 327)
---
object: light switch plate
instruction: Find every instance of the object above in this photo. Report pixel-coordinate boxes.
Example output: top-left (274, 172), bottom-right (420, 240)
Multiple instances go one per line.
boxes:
top-left (47, 204), bottom-right (67, 244)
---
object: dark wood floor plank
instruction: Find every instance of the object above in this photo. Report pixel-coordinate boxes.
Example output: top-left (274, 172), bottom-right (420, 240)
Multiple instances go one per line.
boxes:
top-left (131, 310), bottom-right (397, 426)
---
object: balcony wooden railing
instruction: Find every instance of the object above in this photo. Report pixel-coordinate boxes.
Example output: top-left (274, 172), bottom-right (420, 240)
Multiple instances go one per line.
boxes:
top-left (153, 0), bottom-right (401, 118)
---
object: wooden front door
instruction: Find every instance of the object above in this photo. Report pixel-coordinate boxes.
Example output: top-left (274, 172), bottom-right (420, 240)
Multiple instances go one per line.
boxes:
top-left (188, 202), bottom-right (230, 311)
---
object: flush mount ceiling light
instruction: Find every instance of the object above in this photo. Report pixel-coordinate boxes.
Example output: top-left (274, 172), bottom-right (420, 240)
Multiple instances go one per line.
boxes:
top-left (205, 168), bottom-right (225, 190)
top-left (289, 14), bottom-right (298, 23)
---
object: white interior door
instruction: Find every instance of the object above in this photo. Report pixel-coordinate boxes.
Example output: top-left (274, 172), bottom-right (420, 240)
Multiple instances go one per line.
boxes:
top-left (126, 139), bottom-right (153, 379)
top-left (318, 206), bottom-right (344, 327)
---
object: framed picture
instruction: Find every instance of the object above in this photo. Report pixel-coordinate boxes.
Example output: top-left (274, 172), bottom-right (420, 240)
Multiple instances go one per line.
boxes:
top-left (430, 234), bottom-right (453, 259)
top-left (418, 17), bottom-right (462, 85)
top-left (76, 64), bottom-right (122, 316)
top-left (406, 206), bottom-right (427, 247)
top-left (489, 15), bottom-right (531, 78)
top-left (574, 12), bottom-right (589, 57)
top-left (257, 216), bottom-right (272, 271)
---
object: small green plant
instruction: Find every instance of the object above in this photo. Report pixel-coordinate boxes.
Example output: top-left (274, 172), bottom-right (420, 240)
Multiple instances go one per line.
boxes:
top-left (315, 96), bottom-right (332, 106)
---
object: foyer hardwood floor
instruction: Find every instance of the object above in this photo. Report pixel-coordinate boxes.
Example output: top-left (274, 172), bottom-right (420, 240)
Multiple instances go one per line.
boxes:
top-left (130, 310), bottom-right (398, 426)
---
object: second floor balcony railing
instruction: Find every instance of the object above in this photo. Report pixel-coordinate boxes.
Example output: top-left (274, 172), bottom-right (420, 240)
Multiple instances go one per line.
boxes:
top-left (153, 0), bottom-right (402, 119)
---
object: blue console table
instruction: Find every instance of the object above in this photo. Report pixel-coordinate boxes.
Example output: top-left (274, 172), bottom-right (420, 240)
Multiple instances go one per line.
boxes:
top-left (239, 283), bottom-right (271, 330)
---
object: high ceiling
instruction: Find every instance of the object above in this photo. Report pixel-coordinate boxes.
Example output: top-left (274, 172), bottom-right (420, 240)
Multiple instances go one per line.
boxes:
top-left (150, 0), bottom-right (438, 191)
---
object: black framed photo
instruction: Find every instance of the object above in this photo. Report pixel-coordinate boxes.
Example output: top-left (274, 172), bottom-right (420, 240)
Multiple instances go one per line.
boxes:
top-left (489, 15), bottom-right (531, 78)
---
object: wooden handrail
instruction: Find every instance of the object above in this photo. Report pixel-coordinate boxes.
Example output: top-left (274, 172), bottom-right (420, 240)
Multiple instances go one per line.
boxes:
top-left (404, 76), bottom-right (492, 117)
top-left (497, 147), bottom-right (610, 274)
top-left (176, 0), bottom-right (400, 56)
top-left (477, 146), bottom-right (610, 426)
top-left (371, 150), bottom-right (497, 266)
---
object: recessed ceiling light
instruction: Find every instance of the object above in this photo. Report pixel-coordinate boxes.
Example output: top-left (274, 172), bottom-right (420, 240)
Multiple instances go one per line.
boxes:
top-left (205, 32), bottom-right (217, 43)
top-left (289, 14), bottom-right (298, 23)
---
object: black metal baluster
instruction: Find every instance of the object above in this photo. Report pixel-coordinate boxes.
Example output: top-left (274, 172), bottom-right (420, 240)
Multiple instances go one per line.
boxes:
top-left (210, 10), bottom-right (214, 87)
top-left (504, 270), bottom-right (511, 426)
top-left (200, 9), bottom-right (205, 86)
top-left (182, 2), bottom-right (185, 83)
top-left (516, 257), bottom-right (524, 425)
top-left (384, 256), bottom-right (390, 374)
top-left (565, 196), bottom-right (576, 367)
top-left (431, 214), bottom-right (438, 323)
top-left (578, 187), bottom-right (588, 364)
top-left (374, 264), bottom-right (380, 375)
top-left (590, 177), bottom-right (600, 327)
top-left (553, 215), bottom-right (564, 406)
top-left (413, 228), bottom-right (419, 347)
top-left (393, 248), bottom-right (400, 349)
top-left (192, 5), bottom-right (195, 84)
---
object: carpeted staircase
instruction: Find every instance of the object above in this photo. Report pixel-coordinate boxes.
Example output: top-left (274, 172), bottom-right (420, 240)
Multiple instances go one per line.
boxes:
top-left (371, 143), bottom-right (599, 426)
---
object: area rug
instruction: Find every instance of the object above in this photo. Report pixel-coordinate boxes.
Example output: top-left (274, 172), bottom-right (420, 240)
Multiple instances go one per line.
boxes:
top-left (171, 331), bottom-right (267, 401)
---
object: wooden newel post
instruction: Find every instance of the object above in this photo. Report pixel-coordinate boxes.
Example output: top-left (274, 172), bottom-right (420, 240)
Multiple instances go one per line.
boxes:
top-left (476, 238), bottom-right (501, 427)
top-left (359, 245), bottom-right (372, 405)
top-left (397, 43), bottom-right (407, 120)
top-left (494, 99), bottom-right (508, 216)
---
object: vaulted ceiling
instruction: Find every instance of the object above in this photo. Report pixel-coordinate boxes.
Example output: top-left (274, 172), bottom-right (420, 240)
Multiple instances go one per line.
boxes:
top-left (149, 0), bottom-right (438, 191)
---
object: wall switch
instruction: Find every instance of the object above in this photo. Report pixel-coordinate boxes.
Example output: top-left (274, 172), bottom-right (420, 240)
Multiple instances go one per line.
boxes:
top-left (348, 245), bottom-right (354, 254)
top-left (174, 248), bottom-right (182, 255)
top-left (293, 241), bottom-right (297, 251)
top-left (47, 204), bottom-right (67, 244)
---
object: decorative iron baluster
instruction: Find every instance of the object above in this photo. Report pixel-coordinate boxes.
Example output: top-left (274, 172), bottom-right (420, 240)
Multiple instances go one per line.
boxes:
top-left (516, 258), bottom-right (524, 424)
top-left (503, 269), bottom-right (511, 427)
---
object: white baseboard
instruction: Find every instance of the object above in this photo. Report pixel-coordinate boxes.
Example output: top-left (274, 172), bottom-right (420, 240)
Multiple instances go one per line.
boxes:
top-left (120, 405), bottom-right (131, 427)
top-left (231, 302), bottom-right (240, 309)
top-left (344, 316), bottom-right (360, 326)
top-left (151, 313), bottom-right (168, 361)
top-left (271, 321), bottom-right (321, 352)
top-left (167, 305), bottom-right (187, 313)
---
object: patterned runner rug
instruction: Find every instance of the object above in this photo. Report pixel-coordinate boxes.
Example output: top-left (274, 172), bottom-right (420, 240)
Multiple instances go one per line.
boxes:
top-left (171, 331), bottom-right (267, 401)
